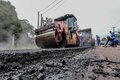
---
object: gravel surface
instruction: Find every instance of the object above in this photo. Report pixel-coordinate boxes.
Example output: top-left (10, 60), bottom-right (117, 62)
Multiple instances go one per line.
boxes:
top-left (0, 46), bottom-right (120, 80)
top-left (0, 47), bottom-right (92, 80)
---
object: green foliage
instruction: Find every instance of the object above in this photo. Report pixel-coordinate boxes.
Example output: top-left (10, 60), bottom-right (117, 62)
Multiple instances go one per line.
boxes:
top-left (0, 0), bottom-right (20, 42)
top-left (116, 34), bottom-right (120, 40)
top-left (0, 0), bottom-right (35, 48)
top-left (13, 20), bottom-right (23, 40)
top-left (101, 37), bottom-right (106, 41)
top-left (20, 19), bottom-right (34, 37)
top-left (15, 19), bottom-right (35, 47)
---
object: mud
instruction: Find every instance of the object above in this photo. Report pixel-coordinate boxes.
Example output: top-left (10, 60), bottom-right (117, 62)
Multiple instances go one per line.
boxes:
top-left (0, 47), bottom-right (120, 80)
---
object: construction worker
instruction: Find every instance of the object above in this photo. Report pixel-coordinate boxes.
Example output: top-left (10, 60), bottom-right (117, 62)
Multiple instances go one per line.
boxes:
top-left (96, 35), bottom-right (101, 46)
top-left (104, 36), bottom-right (120, 47)
top-left (109, 31), bottom-right (114, 38)
top-left (79, 34), bottom-right (83, 47)
top-left (113, 32), bottom-right (117, 38)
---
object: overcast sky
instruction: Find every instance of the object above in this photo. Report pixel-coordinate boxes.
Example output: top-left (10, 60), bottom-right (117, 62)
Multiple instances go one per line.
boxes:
top-left (8, 0), bottom-right (120, 37)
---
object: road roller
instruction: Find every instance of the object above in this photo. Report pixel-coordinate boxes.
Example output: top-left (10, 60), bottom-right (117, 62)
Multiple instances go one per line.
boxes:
top-left (78, 28), bottom-right (95, 47)
top-left (35, 14), bottom-right (80, 48)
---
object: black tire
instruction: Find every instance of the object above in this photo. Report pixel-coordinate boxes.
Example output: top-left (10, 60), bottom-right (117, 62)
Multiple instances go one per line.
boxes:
top-left (76, 41), bottom-right (80, 47)
top-left (57, 30), bottom-right (67, 48)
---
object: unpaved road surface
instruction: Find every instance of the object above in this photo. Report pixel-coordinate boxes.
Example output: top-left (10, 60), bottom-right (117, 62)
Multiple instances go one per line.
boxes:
top-left (0, 46), bottom-right (120, 80)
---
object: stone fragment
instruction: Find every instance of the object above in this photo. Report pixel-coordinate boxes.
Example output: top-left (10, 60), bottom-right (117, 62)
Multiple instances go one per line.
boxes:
top-left (37, 73), bottom-right (45, 80)
top-left (46, 62), bottom-right (54, 67)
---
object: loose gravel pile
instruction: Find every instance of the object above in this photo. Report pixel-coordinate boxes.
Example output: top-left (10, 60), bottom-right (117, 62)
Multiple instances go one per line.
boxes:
top-left (0, 47), bottom-right (91, 80)
top-left (0, 47), bottom-right (120, 80)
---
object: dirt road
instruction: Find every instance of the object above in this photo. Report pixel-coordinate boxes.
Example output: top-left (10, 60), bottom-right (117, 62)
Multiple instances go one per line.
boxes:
top-left (81, 46), bottom-right (120, 80)
top-left (96, 46), bottom-right (120, 62)
top-left (0, 46), bottom-right (120, 80)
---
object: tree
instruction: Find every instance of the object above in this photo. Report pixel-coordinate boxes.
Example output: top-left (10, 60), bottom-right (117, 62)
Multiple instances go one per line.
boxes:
top-left (17, 19), bottom-right (34, 47)
top-left (0, 0), bottom-right (22, 42)
top-left (101, 37), bottom-right (106, 41)
top-left (0, 0), bottom-right (35, 48)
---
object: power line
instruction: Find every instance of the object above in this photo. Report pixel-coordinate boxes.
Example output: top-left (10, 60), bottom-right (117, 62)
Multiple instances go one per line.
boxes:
top-left (54, 0), bottom-right (66, 11)
top-left (109, 18), bottom-right (120, 33)
top-left (37, 0), bottom-right (64, 28)
top-left (39, 0), bottom-right (57, 12)
top-left (108, 18), bottom-right (120, 33)
top-left (38, 0), bottom-right (58, 28)
top-left (42, 0), bottom-right (63, 14)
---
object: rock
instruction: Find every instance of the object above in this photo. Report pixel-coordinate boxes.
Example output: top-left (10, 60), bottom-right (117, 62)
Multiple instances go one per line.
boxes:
top-left (62, 67), bottom-right (68, 71)
top-left (75, 69), bottom-right (80, 73)
top-left (105, 57), bottom-right (109, 61)
top-left (11, 73), bottom-right (22, 80)
top-left (29, 69), bottom-right (36, 75)
top-left (92, 69), bottom-right (103, 74)
top-left (98, 64), bottom-right (104, 68)
top-left (45, 61), bottom-right (54, 67)
top-left (58, 74), bottom-right (64, 79)
top-left (7, 77), bottom-right (13, 80)
top-left (11, 77), bottom-right (19, 80)
top-left (102, 72), bottom-right (110, 77)
top-left (54, 69), bottom-right (60, 74)
top-left (111, 73), bottom-right (120, 77)
top-left (112, 68), bottom-right (120, 72)
top-left (38, 66), bottom-right (44, 73)
top-left (54, 62), bottom-right (63, 67)
top-left (90, 63), bottom-right (94, 66)
top-left (92, 69), bottom-right (109, 77)
top-left (81, 74), bottom-right (84, 78)
top-left (37, 73), bottom-right (45, 80)
top-left (62, 60), bottom-right (66, 65)
top-left (88, 75), bottom-right (96, 80)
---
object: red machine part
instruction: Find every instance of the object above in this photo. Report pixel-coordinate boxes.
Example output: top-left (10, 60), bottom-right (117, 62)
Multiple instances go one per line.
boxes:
top-left (76, 32), bottom-right (80, 43)
top-left (55, 21), bottom-right (65, 42)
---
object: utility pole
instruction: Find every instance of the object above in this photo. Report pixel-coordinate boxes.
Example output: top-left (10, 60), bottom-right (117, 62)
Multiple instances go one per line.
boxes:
top-left (12, 34), bottom-right (15, 47)
top-left (37, 12), bottom-right (43, 28)
top-left (111, 27), bottom-right (116, 33)
top-left (37, 12), bottom-right (40, 28)
top-left (40, 14), bottom-right (43, 27)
